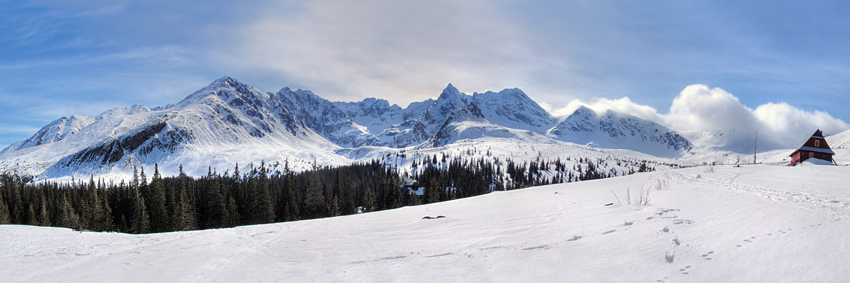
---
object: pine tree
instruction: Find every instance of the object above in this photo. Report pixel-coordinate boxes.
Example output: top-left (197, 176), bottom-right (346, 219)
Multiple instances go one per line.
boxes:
top-left (226, 196), bottom-right (240, 227)
top-left (284, 172), bottom-right (299, 221)
top-left (305, 172), bottom-right (325, 218)
top-left (0, 192), bottom-right (11, 224)
top-left (99, 191), bottom-right (114, 231)
top-left (251, 161), bottom-right (274, 224)
top-left (331, 195), bottom-right (341, 216)
top-left (146, 164), bottom-right (168, 233)
top-left (37, 196), bottom-right (50, 226)
top-left (199, 167), bottom-right (227, 229)
top-left (132, 166), bottom-right (140, 189)
top-left (175, 189), bottom-right (196, 231)
top-left (340, 171), bottom-right (355, 215)
top-left (58, 194), bottom-right (81, 231)
top-left (427, 176), bottom-right (440, 204)
top-left (26, 204), bottom-right (37, 225)
top-left (131, 197), bottom-right (150, 234)
top-left (364, 187), bottom-right (375, 212)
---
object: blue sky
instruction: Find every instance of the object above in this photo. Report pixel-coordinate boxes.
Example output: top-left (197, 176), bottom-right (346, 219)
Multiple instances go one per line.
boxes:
top-left (2, 0), bottom-right (849, 149)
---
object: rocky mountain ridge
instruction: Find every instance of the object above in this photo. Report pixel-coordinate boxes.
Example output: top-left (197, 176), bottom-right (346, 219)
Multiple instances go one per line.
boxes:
top-left (0, 76), bottom-right (693, 178)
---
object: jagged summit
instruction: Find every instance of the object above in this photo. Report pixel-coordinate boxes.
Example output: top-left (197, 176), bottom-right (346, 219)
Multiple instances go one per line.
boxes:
top-left (0, 76), bottom-right (700, 179)
top-left (549, 106), bottom-right (691, 157)
top-left (472, 88), bottom-right (555, 134)
top-left (448, 102), bottom-right (488, 124)
top-left (442, 83), bottom-right (460, 96)
top-left (214, 76), bottom-right (239, 87)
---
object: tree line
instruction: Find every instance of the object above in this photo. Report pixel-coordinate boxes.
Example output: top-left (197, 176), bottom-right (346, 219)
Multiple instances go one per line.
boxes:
top-left (0, 154), bottom-right (654, 234)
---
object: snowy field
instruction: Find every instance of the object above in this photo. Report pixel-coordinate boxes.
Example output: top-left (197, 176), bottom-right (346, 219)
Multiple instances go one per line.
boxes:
top-left (2, 163), bottom-right (849, 282)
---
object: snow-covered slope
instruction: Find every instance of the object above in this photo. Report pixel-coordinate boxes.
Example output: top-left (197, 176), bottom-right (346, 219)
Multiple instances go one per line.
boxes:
top-left (276, 87), bottom-right (375, 148)
top-left (3, 164), bottom-right (849, 282)
top-left (334, 98), bottom-right (404, 137)
top-left (826, 129), bottom-right (850, 165)
top-left (471, 88), bottom-right (555, 134)
top-left (549, 106), bottom-right (692, 157)
top-left (0, 115), bottom-right (96, 154)
top-left (0, 77), bottom-right (346, 179)
top-left (425, 102), bottom-right (554, 148)
top-left (1, 77), bottom-right (704, 179)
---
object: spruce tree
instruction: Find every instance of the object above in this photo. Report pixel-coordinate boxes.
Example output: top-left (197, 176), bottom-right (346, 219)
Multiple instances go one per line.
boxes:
top-left (364, 187), bottom-right (375, 212)
top-left (132, 197), bottom-right (151, 234)
top-left (284, 172), bottom-right (299, 221)
top-left (341, 171), bottom-right (355, 215)
top-left (147, 164), bottom-right (168, 233)
top-left (175, 189), bottom-right (196, 231)
top-left (98, 191), bottom-right (114, 231)
top-left (305, 172), bottom-right (325, 218)
top-left (38, 196), bottom-right (50, 226)
top-left (254, 162), bottom-right (275, 224)
top-left (0, 192), bottom-right (11, 224)
top-left (59, 194), bottom-right (81, 231)
top-left (226, 196), bottom-right (240, 227)
top-left (331, 195), bottom-right (341, 216)
top-left (199, 167), bottom-right (227, 229)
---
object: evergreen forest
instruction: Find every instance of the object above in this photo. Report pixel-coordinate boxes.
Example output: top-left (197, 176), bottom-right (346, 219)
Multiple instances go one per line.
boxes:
top-left (0, 155), bottom-right (657, 234)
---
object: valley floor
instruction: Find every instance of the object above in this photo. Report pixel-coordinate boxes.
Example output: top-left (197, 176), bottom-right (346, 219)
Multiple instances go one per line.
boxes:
top-left (2, 164), bottom-right (849, 282)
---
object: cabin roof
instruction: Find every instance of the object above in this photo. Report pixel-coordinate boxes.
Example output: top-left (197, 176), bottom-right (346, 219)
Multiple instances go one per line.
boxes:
top-left (789, 129), bottom-right (835, 157)
top-left (793, 146), bottom-right (835, 155)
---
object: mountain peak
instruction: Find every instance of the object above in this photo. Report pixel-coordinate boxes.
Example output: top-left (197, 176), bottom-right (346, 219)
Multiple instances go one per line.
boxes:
top-left (212, 76), bottom-right (240, 88)
top-left (570, 105), bottom-right (597, 117)
top-left (441, 83), bottom-right (460, 97)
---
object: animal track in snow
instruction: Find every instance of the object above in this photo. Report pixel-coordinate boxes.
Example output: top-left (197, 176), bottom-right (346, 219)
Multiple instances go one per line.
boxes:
top-left (664, 252), bottom-right (675, 263)
top-left (522, 245), bottom-right (549, 251)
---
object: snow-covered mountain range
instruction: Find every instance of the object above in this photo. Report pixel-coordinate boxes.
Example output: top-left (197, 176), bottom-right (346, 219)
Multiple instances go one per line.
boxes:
top-left (1, 76), bottom-right (697, 179)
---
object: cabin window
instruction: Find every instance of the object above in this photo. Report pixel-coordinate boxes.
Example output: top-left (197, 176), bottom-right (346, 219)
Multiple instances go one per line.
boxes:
top-left (815, 140), bottom-right (820, 147)
top-left (809, 152), bottom-right (814, 158)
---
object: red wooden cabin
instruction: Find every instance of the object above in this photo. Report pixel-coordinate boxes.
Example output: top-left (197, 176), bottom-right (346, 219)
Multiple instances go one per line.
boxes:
top-left (789, 129), bottom-right (835, 165)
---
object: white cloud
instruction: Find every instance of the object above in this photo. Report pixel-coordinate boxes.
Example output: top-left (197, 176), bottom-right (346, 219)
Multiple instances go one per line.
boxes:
top-left (666, 85), bottom-right (759, 133)
top-left (220, 0), bottom-right (562, 105)
top-left (753, 102), bottom-right (850, 143)
top-left (550, 84), bottom-right (850, 152)
top-left (552, 97), bottom-right (663, 123)
top-left (663, 85), bottom-right (849, 151)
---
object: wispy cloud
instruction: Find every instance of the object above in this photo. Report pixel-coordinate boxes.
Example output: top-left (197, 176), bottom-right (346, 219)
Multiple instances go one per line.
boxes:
top-left (220, 0), bottom-right (561, 105)
top-left (2, 0), bottom-right (850, 150)
top-left (556, 85), bottom-right (850, 152)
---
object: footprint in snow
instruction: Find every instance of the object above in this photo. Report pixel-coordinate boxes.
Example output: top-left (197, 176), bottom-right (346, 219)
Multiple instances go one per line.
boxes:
top-left (664, 252), bottom-right (675, 263)
top-left (522, 245), bottom-right (549, 251)
top-left (602, 230), bottom-right (616, 235)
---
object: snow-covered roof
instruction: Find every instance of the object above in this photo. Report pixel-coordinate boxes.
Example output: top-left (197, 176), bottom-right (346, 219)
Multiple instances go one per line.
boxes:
top-left (791, 130), bottom-right (832, 156)
top-left (794, 146), bottom-right (835, 155)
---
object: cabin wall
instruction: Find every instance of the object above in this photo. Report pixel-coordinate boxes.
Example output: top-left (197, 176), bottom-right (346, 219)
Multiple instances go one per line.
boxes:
top-left (792, 150), bottom-right (833, 164)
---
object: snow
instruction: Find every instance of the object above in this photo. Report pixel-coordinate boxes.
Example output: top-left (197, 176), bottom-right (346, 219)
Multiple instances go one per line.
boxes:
top-left (3, 164), bottom-right (849, 282)
top-left (802, 158), bottom-right (835, 166)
